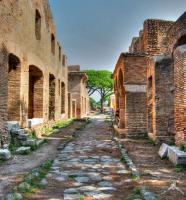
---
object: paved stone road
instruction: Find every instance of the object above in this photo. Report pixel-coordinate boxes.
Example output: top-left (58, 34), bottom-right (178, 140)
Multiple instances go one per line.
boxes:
top-left (32, 114), bottom-right (134, 200)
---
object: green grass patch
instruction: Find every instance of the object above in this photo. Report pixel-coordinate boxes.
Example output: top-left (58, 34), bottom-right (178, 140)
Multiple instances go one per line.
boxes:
top-left (52, 119), bottom-right (74, 130)
top-left (175, 164), bottom-right (186, 172)
top-left (126, 187), bottom-right (142, 200)
top-left (8, 143), bottom-right (19, 152)
top-left (148, 138), bottom-right (156, 146)
top-left (180, 145), bottom-right (186, 152)
top-left (14, 160), bottom-right (53, 195)
top-left (42, 119), bottom-right (74, 136)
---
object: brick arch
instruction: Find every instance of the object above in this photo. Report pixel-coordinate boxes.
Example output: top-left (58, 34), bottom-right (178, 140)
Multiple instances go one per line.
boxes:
top-left (163, 12), bottom-right (186, 54)
top-left (28, 65), bottom-right (43, 119)
top-left (8, 53), bottom-right (21, 121)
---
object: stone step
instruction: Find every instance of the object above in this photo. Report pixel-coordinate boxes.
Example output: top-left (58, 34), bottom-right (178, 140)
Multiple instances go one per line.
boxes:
top-left (16, 147), bottom-right (31, 155)
top-left (21, 139), bottom-right (37, 147)
top-left (17, 133), bottom-right (29, 141)
top-left (7, 121), bottom-right (20, 131)
top-left (168, 146), bottom-right (186, 165)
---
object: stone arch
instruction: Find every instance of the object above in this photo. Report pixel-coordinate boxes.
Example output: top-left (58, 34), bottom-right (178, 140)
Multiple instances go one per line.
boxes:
top-left (8, 53), bottom-right (21, 121)
top-left (35, 9), bottom-right (41, 40)
top-left (61, 82), bottom-right (65, 114)
top-left (28, 65), bottom-right (43, 119)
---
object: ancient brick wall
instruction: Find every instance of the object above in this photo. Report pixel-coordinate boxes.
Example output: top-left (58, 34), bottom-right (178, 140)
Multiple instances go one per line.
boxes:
top-left (143, 19), bottom-right (173, 55)
top-left (0, 0), bottom-right (69, 144)
top-left (163, 12), bottom-right (186, 54)
top-left (147, 56), bottom-right (175, 144)
top-left (129, 37), bottom-right (140, 53)
top-left (113, 53), bottom-right (147, 137)
top-left (124, 53), bottom-right (147, 84)
top-left (125, 92), bottom-right (147, 137)
top-left (173, 45), bottom-right (186, 146)
top-left (68, 66), bottom-right (89, 119)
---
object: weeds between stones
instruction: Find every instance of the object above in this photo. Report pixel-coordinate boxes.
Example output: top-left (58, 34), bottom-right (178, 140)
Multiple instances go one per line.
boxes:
top-left (12, 160), bottom-right (53, 196)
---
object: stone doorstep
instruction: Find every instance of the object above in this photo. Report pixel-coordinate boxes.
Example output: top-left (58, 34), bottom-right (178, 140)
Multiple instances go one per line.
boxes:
top-left (168, 146), bottom-right (186, 166)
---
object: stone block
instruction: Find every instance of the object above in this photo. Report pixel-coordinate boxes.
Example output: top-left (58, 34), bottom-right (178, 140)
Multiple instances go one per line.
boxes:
top-left (168, 146), bottom-right (186, 165)
top-left (36, 139), bottom-right (44, 147)
top-left (18, 133), bottom-right (29, 141)
top-left (22, 139), bottom-right (37, 147)
top-left (4, 193), bottom-right (23, 200)
top-left (0, 149), bottom-right (11, 160)
top-left (16, 147), bottom-right (31, 155)
top-left (158, 143), bottom-right (169, 158)
top-left (7, 122), bottom-right (20, 131)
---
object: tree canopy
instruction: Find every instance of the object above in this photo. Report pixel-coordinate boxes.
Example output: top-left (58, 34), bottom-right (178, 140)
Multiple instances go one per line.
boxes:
top-left (85, 70), bottom-right (114, 112)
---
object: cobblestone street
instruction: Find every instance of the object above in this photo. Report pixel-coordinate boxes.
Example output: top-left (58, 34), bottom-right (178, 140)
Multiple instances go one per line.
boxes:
top-left (28, 115), bottom-right (134, 200)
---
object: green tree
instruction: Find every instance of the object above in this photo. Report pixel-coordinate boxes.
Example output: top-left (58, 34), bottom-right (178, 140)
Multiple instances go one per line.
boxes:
top-left (89, 97), bottom-right (97, 110)
top-left (85, 70), bottom-right (114, 112)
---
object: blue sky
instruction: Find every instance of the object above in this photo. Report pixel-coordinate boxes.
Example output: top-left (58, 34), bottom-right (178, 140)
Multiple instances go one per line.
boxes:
top-left (49, 0), bottom-right (186, 71)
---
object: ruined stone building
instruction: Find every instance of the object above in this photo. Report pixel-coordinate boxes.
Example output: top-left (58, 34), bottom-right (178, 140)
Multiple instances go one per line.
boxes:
top-left (68, 66), bottom-right (89, 119)
top-left (113, 13), bottom-right (186, 146)
top-left (0, 0), bottom-right (69, 146)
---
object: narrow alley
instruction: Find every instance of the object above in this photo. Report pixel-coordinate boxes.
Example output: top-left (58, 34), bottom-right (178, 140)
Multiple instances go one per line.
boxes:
top-left (28, 115), bottom-right (134, 200)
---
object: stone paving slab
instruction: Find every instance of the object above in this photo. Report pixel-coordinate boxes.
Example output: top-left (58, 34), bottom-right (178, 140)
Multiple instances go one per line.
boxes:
top-left (26, 115), bottom-right (135, 199)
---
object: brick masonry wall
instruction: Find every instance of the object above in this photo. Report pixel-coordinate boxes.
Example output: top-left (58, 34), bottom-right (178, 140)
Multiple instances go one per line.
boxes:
top-left (0, 0), bottom-right (69, 144)
top-left (68, 70), bottom-right (89, 119)
top-left (8, 54), bottom-right (21, 121)
top-left (173, 45), bottom-right (186, 145)
top-left (125, 92), bottom-right (147, 137)
top-left (155, 56), bottom-right (174, 143)
top-left (143, 19), bottom-right (173, 55)
top-left (124, 54), bottom-right (147, 84)
top-left (113, 54), bottom-right (147, 136)
top-left (147, 56), bottom-right (174, 144)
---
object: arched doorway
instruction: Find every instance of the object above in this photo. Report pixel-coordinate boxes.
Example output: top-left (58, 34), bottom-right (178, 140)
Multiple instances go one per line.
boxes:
top-left (8, 54), bottom-right (21, 121)
top-left (28, 65), bottom-right (43, 119)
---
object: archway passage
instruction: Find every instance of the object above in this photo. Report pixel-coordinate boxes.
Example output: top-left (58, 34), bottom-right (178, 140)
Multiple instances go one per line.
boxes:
top-left (8, 54), bottom-right (21, 121)
top-left (49, 74), bottom-right (55, 120)
top-left (28, 65), bottom-right (43, 119)
top-left (61, 82), bottom-right (65, 114)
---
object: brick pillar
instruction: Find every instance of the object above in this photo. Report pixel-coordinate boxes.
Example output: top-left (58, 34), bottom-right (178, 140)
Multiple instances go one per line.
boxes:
top-left (118, 96), bottom-right (125, 128)
top-left (0, 45), bottom-right (9, 147)
top-left (174, 45), bottom-right (186, 146)
top-left (20, 56), bottom-right (29, 128)
top-left (43, 73), bottom-right (49, 123)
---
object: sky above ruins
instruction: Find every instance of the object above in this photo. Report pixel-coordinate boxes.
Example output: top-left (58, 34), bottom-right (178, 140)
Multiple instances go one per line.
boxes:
top-left (49, 0), bottom-right (186, 71)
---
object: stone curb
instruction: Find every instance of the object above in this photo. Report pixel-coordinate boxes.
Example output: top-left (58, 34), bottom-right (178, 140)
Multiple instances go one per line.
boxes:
top-left (113, 136), bottom-right (157, 200)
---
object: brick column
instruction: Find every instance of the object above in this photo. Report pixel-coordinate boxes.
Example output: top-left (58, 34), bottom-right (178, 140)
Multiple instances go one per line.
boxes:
top-left (0, 45), bottom-right (9, 147)
top-left (174, 45), bottom-right (186, 146)
top-left (20, 56), bottom-right (29, 128)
